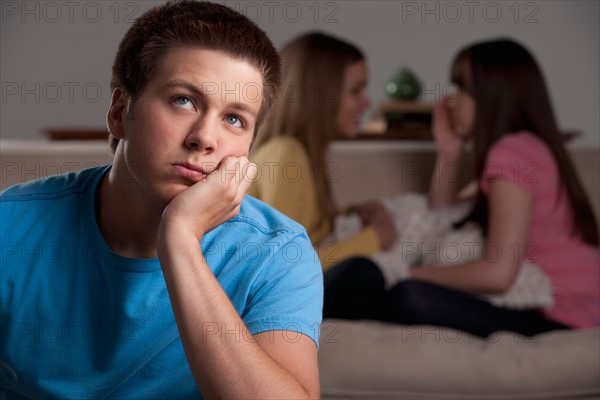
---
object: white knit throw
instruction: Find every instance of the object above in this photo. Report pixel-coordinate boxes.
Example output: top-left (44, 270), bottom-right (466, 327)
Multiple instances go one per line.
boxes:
top-left (327, 193), bottom-right (554, 310)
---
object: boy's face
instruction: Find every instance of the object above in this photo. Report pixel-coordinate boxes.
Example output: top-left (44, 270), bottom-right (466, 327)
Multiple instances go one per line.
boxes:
top-left (113, 47), bottom-right (263, 206)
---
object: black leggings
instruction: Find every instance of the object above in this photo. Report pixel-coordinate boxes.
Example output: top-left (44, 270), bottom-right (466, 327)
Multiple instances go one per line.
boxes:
top-left (323, 257), bottom-right (570, 338)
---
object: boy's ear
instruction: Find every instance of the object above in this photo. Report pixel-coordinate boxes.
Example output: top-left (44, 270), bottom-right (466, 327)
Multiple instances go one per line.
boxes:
top-left (107, 88), bottom-right (128, 140)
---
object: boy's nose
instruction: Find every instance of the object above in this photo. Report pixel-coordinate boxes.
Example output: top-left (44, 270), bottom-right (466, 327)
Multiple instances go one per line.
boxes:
top-left (185, 119), bottom-right (217, 152)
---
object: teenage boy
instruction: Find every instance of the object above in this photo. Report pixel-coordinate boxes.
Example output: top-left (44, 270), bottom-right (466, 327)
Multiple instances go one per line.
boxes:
top-left (0, 1), bottom-right (322, 398)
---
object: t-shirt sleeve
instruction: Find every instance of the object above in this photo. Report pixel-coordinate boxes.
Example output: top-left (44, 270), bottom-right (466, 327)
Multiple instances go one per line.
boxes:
top-left (481, 136), bottom-right (542, 195)
top-left (242, 231), bottom-right (323, 348)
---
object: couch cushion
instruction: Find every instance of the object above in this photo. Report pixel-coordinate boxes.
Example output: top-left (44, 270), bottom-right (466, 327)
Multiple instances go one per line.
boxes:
top-left (319, 319), bottom-right (600, 399)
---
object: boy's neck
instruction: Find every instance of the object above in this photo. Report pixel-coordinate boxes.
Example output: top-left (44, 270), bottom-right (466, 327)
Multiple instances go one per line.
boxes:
top-left (95, 167), bottom-right (163, 259)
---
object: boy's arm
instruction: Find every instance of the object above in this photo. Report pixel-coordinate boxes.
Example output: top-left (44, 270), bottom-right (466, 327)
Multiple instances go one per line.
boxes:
top-left (157, 157), bottom-right (319, 399)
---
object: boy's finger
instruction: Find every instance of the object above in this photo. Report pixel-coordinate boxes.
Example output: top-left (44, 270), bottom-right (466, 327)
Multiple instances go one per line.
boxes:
top-left (219, 156), bottom-right (241, 183)
top-left (238, 162), bottom-right (257, 196)
top-left (245, 162), bottom-right (258, 182)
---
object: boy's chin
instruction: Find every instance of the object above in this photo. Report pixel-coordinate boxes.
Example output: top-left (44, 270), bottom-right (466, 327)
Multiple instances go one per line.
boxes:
top-left (159, 185), bottom-right (192, 205)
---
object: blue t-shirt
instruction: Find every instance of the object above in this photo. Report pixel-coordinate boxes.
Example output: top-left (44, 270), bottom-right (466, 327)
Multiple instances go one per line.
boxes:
top-left (0, 166), bottom-right (323, 399)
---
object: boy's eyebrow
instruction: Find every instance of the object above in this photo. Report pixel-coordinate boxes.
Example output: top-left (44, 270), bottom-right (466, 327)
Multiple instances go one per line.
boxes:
top-left (163, 79), bottom-right (207, 103)
top-left (228, 102), bottom-right (259, 120)
top-left (163, 79), bottom-right (259, 120)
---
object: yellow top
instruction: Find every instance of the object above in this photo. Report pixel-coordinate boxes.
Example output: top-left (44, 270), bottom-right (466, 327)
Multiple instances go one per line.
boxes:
top-left (248, 136), bottom-right (380, 270)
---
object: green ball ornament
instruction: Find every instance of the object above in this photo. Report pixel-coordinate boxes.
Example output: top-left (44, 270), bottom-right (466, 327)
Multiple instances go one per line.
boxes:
top-left (386, 68), bottom-right (421, 101)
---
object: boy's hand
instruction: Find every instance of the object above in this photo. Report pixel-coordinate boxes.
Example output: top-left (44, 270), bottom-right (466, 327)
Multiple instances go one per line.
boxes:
top-left (160, 156), bottom-right (257, 239)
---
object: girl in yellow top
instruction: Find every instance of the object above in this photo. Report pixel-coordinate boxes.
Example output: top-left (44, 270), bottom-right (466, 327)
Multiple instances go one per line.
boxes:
top-left (248, 32), bottom-right (397, 270)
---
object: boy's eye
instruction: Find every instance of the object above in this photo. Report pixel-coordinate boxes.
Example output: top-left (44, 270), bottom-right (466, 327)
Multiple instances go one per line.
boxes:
top-left (225, 115), bottom-right (243, 128)
top-left (173, 96), bottom-right (194, 110)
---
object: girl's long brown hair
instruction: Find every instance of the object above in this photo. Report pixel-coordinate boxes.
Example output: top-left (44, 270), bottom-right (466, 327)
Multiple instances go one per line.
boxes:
top-left (453, 39), bottom-right (598, 245)
top-left (253, 32), bottom-right (365, 225)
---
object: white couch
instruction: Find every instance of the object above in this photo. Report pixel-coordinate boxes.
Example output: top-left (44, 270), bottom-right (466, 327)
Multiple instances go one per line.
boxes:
top-left (319, 320), bottom-right (600, 399)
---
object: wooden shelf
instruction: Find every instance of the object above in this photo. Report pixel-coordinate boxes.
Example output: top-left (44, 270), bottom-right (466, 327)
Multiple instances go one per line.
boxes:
top-left (380, 101), bottom-right (433, 114)
top-left (357, 101), bottom-right (433, 140)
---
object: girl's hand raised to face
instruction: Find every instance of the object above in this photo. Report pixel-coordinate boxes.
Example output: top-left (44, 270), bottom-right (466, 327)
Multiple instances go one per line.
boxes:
top-left (433, 96), bottom-right (465, 160)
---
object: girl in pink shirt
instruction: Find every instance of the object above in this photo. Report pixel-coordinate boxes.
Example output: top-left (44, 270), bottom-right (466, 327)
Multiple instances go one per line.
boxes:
top-left (324, 39), bottom-right (599, 337)
top-left (400, 38), bottom-right (600, 334)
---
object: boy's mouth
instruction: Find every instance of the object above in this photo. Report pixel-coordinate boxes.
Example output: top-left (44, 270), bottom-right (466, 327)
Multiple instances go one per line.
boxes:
top-left (172, 163), bottom-right (210, 181)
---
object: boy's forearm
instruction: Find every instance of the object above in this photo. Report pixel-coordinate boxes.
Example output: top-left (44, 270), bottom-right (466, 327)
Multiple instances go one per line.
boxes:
top-left (156, 226), bottom-right (314, 399)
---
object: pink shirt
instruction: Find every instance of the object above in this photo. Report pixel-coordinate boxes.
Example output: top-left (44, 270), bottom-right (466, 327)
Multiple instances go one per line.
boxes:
top-left (481, 131), bottom-right (599, 328)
